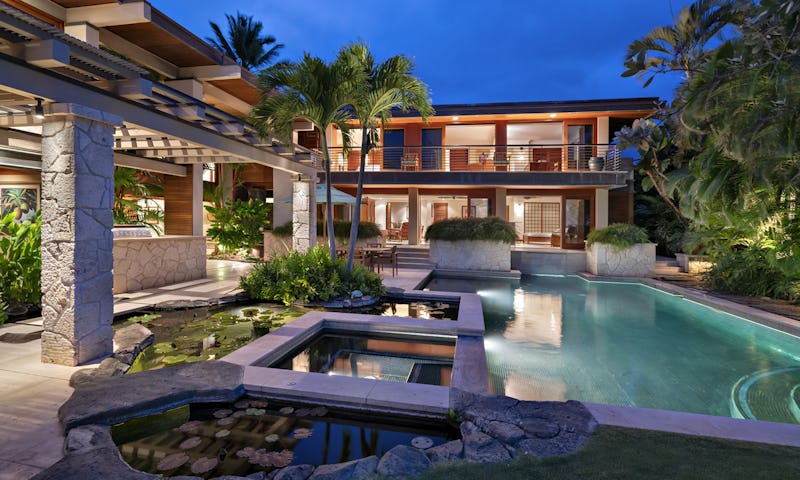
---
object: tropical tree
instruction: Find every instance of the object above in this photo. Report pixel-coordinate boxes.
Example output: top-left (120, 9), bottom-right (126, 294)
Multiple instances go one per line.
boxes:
top-left (113, 167), bottom-right (164, 234)
top-left (622, 0), bottom-right (740, 87)
top-left (337, 41), bottom-right (434, 273)
top-left (252, 54), bottom-right (355, 260)
top-left (207, 12), bottom-right (283, 70)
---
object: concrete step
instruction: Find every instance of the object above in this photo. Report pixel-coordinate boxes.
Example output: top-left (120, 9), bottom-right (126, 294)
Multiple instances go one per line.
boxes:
top-left (654, 266), bottom-right (682, 274)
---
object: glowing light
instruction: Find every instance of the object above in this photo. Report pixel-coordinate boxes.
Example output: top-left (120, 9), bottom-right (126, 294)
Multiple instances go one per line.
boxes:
top-left (549, 113), bottom-right (557, 118)
top-left (452, 116), bottom-right (459, 121)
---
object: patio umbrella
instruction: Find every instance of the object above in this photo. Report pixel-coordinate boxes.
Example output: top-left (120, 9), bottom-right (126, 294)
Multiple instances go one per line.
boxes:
top-left (276, 184), bottom-right (361, 242)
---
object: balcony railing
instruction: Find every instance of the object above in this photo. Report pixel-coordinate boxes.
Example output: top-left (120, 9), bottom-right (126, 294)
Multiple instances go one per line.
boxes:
top-left (318, 144), bottom-right (624, 173)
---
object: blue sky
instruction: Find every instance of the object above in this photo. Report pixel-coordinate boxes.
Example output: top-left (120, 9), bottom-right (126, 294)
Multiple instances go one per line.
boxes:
top-left (153, 0), bottom-right (693, 105)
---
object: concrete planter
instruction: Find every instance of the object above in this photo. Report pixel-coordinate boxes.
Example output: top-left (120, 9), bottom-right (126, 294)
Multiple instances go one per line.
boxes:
top-left (676, 253), bottom-right (712, 274)
top-left (263, 232), bottom-right (292, 259)
top-left (429, 239), bottom-right (511, 271)
top-left (113, 236), bottom-right (207, 293)
top-left (586, 242), bottom-right (655, 277)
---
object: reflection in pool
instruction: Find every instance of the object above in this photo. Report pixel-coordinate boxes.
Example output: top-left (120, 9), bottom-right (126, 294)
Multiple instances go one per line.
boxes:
top-left (269, 331), bottom-right (455, 386)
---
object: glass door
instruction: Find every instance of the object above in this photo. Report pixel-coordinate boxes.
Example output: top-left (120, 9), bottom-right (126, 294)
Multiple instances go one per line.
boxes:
top-left (562, 196), bottom-right (592, 249)
top-left (383, 130), bottom-right (404, 170)
top-left (421, 128), bottom-right (442, 170)
top-left (567, 124), bottom-right (593, 170)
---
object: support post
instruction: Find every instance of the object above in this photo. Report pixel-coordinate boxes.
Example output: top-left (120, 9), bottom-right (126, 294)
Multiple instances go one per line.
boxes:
top-left (292, 177), bottom-right (316, 252)
top-left (595, 188), bottom-right (609, 229)
top-left (409, 187), bottom-right (420, 245)
top-left (40, 104), bottom-right (121, 365)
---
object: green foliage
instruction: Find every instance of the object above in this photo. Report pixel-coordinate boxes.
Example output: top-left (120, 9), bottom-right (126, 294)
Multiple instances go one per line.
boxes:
top-left (0, 211), bottom-right (41, 305)
top-left (0, 299), bottom-right (7, 325)
top-left (206, 12), bottom-right (283, 70)
top-left (586, 223), bottom-right (650, 249)
top-left (703, 246), bottom-right (800, 303)
top-left (271, 220), bottom-right (382, 240)
top-left (205, 199), bottom-right (272, 252)
top-left (240, 246), bottom-right (385, 305)
top-left (424, 217), bottom-right (517, 244)
top-left (113, 167), bottom-right (163, 235)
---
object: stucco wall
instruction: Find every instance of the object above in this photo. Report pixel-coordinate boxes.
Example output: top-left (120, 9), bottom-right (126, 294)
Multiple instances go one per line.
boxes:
top-left (586, 242), bottom-right (655, 276)
top-left (113, 236), bottom-right (206, 294)
top-left (430, 240), bottom-right (511, 271)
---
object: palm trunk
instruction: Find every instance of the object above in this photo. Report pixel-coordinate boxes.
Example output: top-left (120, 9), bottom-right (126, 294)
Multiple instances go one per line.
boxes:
top-left (346, 129), bottom-right (369, 273)
top-left (319, 134), bottom-right (337, 260)
top-left (646, 170), bottom-right (688, 227)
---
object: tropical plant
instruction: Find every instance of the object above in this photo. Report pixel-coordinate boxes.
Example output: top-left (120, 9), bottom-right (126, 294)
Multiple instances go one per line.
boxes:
top-left (206, 12), bottom-right (283, 70)
top-left (113, 167), bottom-right (164, 234)
top-left (205, 199), bottom-right (271, 252)
top-left (337, 41), bottom-right (434, 273)
top-left (0, 299), bottom-right (7, 325)
top-left (425, 217), bottom-right (517, 244)
top-left (622, 0), bottom-right (740, 86)
top-left (252, 53), bottom-right (356, 260)
top-left (586, 223), bottom-right (650, 249)
top-left (0, 211), bottom-right (41, 306)
top-left (271, 220), bottom-right (382, 240)
top-left (0, 187), bottom-right (36, 222)
top-left (240, 246), bottom-right (384, 305)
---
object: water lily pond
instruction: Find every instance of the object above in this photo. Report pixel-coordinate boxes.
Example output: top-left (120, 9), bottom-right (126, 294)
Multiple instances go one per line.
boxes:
top-left (113, 399), bottom-right (453, 478)
top-left (117, 299), bottom-right (459, 372)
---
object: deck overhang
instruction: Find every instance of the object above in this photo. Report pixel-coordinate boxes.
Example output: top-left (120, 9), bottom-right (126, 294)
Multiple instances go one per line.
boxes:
top-left (329, 171), bottom-right (629, 188)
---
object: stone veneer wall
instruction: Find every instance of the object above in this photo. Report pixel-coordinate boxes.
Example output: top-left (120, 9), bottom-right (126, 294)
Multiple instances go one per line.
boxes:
top-left (429, 240), bottom-right (511, 271)
top-left (113, 236), bottom-right (206, 294)
top-left (586, 242), bottom-right (655, 276)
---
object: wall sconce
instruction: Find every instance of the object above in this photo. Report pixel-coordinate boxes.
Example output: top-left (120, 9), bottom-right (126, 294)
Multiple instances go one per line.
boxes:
top-left (33, 98), bottom-right (45, 120)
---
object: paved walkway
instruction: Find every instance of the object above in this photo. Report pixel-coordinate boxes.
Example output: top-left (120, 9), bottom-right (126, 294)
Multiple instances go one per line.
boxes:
top-left (0, 260), bottom-right (431, 479)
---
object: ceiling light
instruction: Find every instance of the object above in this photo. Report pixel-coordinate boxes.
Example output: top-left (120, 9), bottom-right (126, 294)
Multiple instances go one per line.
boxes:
top-left (33, 98), bottom-right (45, 120)
top-left (548, 113), bottom-right (557, 118)
top-left (452, 116), bottom-right (459, 121)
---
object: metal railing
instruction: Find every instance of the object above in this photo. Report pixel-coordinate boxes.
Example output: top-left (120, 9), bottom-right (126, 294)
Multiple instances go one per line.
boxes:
top-left (316, 144), bottom-right (623, 173)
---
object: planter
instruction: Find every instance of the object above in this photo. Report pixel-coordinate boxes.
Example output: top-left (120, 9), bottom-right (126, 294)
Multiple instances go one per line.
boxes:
top-left (588, 156), bottom-right (605, 171)
top-left (263, 232), bottom-right (291, 259)
top-left (586, 242), bottom-right (655, 276)
top-left (675, 253), bottom-right (712, 273)
top-left (429, 239), bottom-right (511, 271)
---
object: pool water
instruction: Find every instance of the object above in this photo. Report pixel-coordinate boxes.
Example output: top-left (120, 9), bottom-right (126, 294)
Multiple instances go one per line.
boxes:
top-left (425, 275), bottom-right (800, 424)
top-left (114, 401), bottom-right (452, 478)
top-left (269, 331), bottom-right (455, 386)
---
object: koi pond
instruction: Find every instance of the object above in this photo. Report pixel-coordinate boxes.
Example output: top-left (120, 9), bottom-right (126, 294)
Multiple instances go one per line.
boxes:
top-left (117, 298), bottom-right (459, 372)
top-left (113, 399), bottom-right (454, 478)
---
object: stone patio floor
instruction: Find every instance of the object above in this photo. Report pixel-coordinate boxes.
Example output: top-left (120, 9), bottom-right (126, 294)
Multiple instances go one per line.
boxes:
top-left (0, 260), bottom-right (432, 479)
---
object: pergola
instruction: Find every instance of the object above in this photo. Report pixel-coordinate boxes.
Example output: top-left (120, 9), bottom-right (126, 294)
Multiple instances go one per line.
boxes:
top-left (0, 4), bottom-right (319, 365)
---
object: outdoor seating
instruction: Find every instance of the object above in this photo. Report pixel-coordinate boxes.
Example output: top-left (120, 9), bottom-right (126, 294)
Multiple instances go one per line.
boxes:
top-left (371, 245), bottom-right (398, 276)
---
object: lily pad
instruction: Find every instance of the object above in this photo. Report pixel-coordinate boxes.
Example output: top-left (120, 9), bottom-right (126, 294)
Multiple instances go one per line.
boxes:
top-left (295, 408), bottom-right (311, 417)
top-left (237, 446), bottom-right (256, 458)
top-left (162, 354), bottom-right (189, 365)
top-left (249, 400), bottom-right (269, 408)
top-left (264, 434), bottom-right (280, 443)
top-left (153, 342), bottom-right (176, 354)
top-left (157, 452), bottom-right (189, 471)
top-left (411, 436), bottom-right (434, 449)
top-left (215, 429), bottom-right (231, 438)
top-left (178, 420), bottom-right (203, 434)
top-left (234, 400), bottom-right (251, 409)
top-left (179, 436), bottom-right (202, 450)
top-left (190, 456), bottom-right (218, 474)
top-left (232, 410), bottom-right (247, 418)
top-left (279, 407), bottom-right (294, 415)
top-left (213, 409), bottom-right (233, 418)
top-left (310, 406), bottom-right (328, 417)
top-left (217, 416), bottom-right (237, 426)
top-left (293, 427), bottom-right (313, 439)
top-left (246, 408), bottom-right (266, 416)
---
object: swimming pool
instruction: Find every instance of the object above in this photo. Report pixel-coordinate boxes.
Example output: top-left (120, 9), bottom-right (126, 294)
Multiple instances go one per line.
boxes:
top-left (425, 275), bottom-right (800, 424)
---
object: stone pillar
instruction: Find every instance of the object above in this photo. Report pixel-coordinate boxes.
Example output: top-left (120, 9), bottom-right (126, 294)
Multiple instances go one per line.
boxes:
top-left (495, 187), bottom-right (507, 220)
top-left (40, 104), bottom-right (121, 366)
top-left (408, 187), bottom-right (420, 245)
top-left (273, 169), bottom-right (293, 229)
top-left (191, 164), bottom-right (203, 236)
top-left (595, 188), bottom-right (609, 229)
top-left (292, 178), bottom-right (316, 252)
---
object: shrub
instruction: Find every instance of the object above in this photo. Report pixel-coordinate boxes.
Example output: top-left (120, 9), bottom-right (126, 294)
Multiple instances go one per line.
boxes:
top-left (240, 246), bottom-right (385, 305)
top-left (703, 247), bottom-right (800, 303)
top-left (0, 211), bottom-right (41, 306)
top-left (424, 217), bottom-right (516, 244)
top-left (205, 199), bottom-right (271, 252)
top-left (0, 299), bottom-right (6, 325)
top-left (586, 223), bottom-right (649, 249)
top-left (272, 221), bottom-right (382, 240)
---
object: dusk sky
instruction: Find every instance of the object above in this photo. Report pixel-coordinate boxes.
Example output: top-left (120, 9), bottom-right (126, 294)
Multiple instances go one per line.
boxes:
top-left (153, 0), bottom-right (694, 105)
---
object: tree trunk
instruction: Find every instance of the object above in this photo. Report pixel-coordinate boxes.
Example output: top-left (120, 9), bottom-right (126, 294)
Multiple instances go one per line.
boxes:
top-left (346, 130), bottom-right (369, 273)
top-left (319, 134), bottom-right (337, 260)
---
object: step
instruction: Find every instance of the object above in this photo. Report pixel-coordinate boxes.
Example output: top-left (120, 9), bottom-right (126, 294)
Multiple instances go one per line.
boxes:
top-left (655, 260), bottom-right (680, 267)
top-left (653, 267), bottom-right (682, 274)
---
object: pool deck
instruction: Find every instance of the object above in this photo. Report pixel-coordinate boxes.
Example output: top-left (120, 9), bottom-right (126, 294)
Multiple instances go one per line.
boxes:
top-left (2, 263), bottom-right (800, 479)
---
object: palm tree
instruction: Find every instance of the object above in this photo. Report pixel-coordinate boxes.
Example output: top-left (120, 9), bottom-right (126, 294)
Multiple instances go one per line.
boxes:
top-left (252, 54), bottom-right (355, 259)
top-left (622, 0), bottom-right (740, 87)
top-left (207, 12), bottom-right (283, 70)
top-left (337, 42), bottom-right (434, 273)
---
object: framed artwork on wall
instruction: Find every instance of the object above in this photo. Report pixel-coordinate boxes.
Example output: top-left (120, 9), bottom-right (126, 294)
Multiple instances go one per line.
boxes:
top-left (0, 185), bottom-right (39, 223)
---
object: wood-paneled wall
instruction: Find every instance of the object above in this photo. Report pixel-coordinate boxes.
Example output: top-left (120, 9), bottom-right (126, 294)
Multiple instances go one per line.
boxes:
top-left (163, 166), bottom-right (195, 235)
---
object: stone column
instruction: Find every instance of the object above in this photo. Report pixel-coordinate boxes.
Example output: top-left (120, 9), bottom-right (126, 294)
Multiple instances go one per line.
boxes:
top-left (273, 169), bottom-right (293, 229)
top-left (292, 178), bottom-right (316, 252)
top-left (595, 188), bottom-right (609, 229)
top-left (191, 164), bottom-right (203, 236)
top-left (40, 104), bottom-right (121, 366)
top-left (495, 187), bottom-right (507, 220)
top-left (408, 187), bottom-right (420, 245)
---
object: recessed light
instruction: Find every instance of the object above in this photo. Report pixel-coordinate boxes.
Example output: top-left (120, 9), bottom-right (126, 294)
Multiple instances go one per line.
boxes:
top-left (549, 113), bottom-right (557, 118)
top-left (452, 116), bottom-right (459, 121)
top-left (34, 98), bottom-right (45, 119)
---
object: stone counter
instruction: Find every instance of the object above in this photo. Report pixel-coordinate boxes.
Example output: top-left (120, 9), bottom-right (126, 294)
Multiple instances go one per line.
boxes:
top-left (113, 236), bottom-right (206, 294)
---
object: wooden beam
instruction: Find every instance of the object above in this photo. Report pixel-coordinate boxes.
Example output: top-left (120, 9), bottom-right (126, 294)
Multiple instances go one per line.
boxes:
top-left (65, 2), bottom-right (151, 28)
top-left (114, 152), bottom-right (186, 176)
top-left (178, 64), bottom-right (243, 81)
top-left (98, 28), bottom-right (179, 79)
top-left (155, 103), bottom-right (206, 121)
top-left (172, 156), bottom-right (240, 164)
top-left (0, 114), bottom-right (41, 127)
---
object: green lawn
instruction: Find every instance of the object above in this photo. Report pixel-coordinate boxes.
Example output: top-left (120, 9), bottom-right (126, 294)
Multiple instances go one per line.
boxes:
top-left (414, 426), bottom-right (800, 480)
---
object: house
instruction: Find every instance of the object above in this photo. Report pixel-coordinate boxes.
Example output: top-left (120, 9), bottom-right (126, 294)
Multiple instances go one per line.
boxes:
top-left (299, 98), bottom-right (658, 248)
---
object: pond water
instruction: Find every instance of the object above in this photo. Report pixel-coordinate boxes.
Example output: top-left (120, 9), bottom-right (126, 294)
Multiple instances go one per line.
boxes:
top-left (114, 400), bottom-right (453, 478)
top-left (118, 298), bottom-right (459, 372)
top-left (269, 330), bottom-right (456, 386)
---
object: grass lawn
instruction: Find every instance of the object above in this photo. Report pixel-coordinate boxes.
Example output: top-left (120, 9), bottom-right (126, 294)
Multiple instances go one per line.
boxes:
top-left (413, 426), bottom-right (800, 479)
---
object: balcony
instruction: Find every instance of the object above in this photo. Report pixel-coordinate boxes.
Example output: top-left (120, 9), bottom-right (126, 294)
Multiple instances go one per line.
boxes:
top-left (319, 144), bottom-right (624, 173)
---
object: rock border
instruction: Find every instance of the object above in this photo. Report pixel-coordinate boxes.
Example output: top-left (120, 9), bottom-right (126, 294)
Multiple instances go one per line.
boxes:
top-left (38, 361), bottom-right (597, 480)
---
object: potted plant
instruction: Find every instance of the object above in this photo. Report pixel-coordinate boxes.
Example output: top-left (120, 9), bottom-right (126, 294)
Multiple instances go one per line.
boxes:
top-left (588, 156), bottom-right (605, 171)
top-left (425, 217), bottom-right (516, 271)
top-left (585, 223), bottom-right (654, 276)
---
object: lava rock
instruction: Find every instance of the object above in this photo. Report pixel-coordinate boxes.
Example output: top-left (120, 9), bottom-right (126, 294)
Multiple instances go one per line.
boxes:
top-left (425, 439), bottom-right (464, 463)
top-left (272, 464), bottom-right (315, 480)
top-left (308, 456), bottom-right (377, 480)
top-left (484, 420), bottom-right (526, 444)
top-left (463, 431), bottom-right (512, 463)
top-left (376, 445), bottom-right (432, 477)
top-left (113, 324), bottom-right (154, 358)
top-left (65, 425), bottom-right (114, 454)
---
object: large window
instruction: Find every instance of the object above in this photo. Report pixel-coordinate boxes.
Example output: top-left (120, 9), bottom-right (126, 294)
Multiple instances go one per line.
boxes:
top-left (524, 202), bottom-right (560, 233)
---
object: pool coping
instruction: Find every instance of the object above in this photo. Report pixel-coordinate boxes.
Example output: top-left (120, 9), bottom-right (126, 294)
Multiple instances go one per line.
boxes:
top-left (223, 291), bottom-right (490, 418)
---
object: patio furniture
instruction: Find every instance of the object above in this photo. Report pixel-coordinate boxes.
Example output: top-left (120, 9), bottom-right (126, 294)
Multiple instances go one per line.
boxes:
top-left (399, 222), bottom-right (409, 241)
top-left (371, 245), bottom-right (398, 276)
top-left (401, 154), bottom-right (419, 171)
